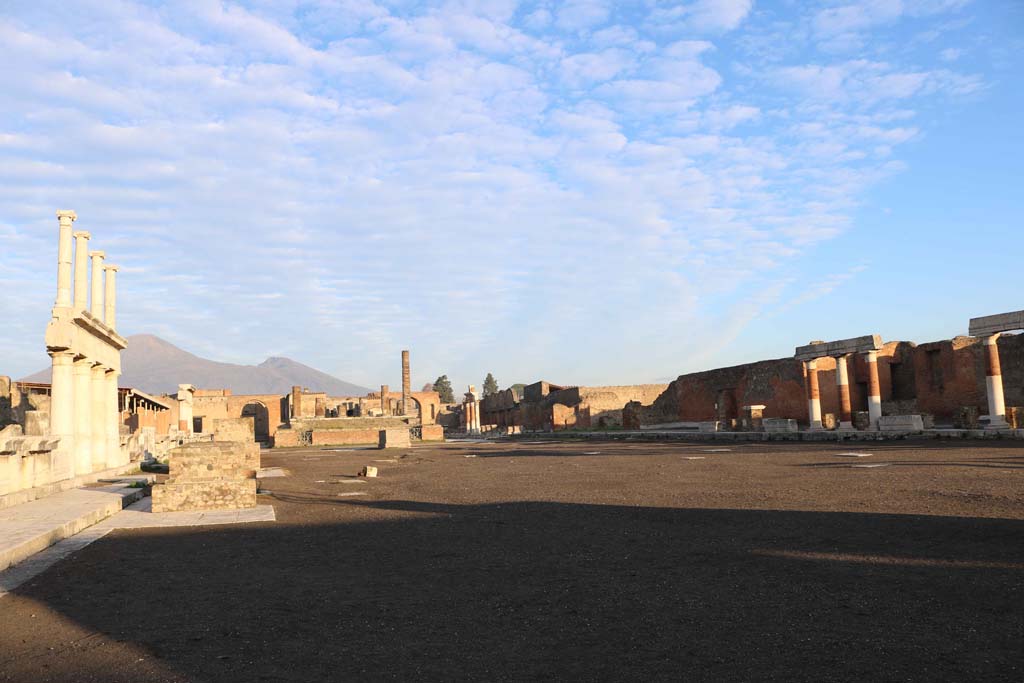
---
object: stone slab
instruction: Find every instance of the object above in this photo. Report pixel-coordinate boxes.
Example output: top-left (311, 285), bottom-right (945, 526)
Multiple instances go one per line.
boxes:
top-left (763, 418), bottom-right (799, 433)
top-left (378, 429), bottom-right (411, 449)
top-left (878, 415), bottom-right (925, 432)
top-left (795, 334), bottom-right (882, 361)
top-left (0, 484), bottom-right (143, 572)
top-left (969, 310), bottom-right (1024, 337)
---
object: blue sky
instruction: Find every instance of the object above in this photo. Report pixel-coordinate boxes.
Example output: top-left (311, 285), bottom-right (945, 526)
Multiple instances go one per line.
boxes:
top-left (1, 0), bottom-right (1021, 394)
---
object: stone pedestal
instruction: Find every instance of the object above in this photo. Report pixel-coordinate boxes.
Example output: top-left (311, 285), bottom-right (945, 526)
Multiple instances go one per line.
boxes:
top-left (378, 428), bottom-right (411, 449)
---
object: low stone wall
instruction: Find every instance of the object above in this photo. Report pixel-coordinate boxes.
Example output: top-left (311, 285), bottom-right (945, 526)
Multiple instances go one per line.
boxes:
top-left (420, 425), bottom-right (445, 441)
top-left (272, 430), bottom-right (302, 448)
top-left (379, 429), bottom-right (411, 448)
top-left (151, 441), bottom-right (259, 513)
top-left (311, 429), bottom-right (380, 446)
top-left (294, 416), bottom-right (412, 431)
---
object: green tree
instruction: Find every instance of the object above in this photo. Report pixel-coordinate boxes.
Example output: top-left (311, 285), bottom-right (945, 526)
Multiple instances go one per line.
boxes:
top-left (483, 373), bottom-right (499, 398)
top-left (433, 375), bottom-right (455, 403)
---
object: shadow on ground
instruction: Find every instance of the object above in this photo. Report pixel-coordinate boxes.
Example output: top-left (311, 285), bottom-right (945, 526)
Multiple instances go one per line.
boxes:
top-left (1, 499), bottom-right (1022, 682)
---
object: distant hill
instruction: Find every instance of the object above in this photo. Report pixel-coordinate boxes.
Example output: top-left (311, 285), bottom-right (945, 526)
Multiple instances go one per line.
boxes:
top-left (22, 334), bottom-right (372, 397)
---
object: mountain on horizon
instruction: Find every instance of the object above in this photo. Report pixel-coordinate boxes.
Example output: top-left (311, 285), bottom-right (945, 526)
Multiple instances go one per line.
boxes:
top-left (21, 334), bottom-right (372, 397)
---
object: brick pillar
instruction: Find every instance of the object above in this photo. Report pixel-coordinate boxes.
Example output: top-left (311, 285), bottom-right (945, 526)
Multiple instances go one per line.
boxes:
top-left (984, 335), bottom-right (1009, 429)
top-left (865, 350), bottom-right (882, 429)
top-left (291, 385), bottom-right (302, 422)
top-left (401, 350), bottom-right (410, 415)
top-left (835, 354), bottom-right (853, 429)
top-left (380, 385), bottom-right (389, 416)
top-left (805, 359), bottom-right (823, 430)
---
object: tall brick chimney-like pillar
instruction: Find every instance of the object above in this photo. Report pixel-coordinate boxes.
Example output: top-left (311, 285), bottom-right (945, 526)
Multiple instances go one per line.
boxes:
top-left (401, 350), bottom-right (411, 415)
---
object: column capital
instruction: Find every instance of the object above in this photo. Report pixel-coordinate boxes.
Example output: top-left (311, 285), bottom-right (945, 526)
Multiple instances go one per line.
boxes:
top-left (805, 358), bottom-right (818, 369)
top-left (865, 349), bottom-right (878, 360)
top-left (49, 350), bottom-right (75, 362)
top-left (90, 250), bottom-right (105, 259)
top-left (104, 264), bottom-right (119, 272)
top-left (56, 209), bottom-right (77, 223)
top-left (983, 333), bottom-right (1001, 345)
top-left (73, 230), bottom-right (91, 240)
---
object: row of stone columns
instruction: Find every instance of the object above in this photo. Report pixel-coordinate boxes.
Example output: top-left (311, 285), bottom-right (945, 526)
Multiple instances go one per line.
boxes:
top-left (803, 351), bottom-right (882, 430)
top-left (48, 211), bottom-right (124, 477)
top-left (464, 386), bottom-right (481, 434)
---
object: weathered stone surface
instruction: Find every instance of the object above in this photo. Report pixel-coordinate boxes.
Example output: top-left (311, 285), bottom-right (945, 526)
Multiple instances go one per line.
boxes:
top-left (378, 429), bottom-right (411, 449)
top-left (795, 335), bottom-right (882, 361)
top-left (763, 418), bottom-right (798, 433)
top-left (151, 441), bottom-right (259, 512)
top-left (212, 417), bottom-right (254, 443)
top-left (878, 415), bottom-right (925, 432)
top-left (969, 310), bottom-right (1024, 337)
top-left (359, 466), bottom-right (378, 478)
top-left (420, 425), bottom-right (445, 442)
top-left (698, 421), bottom-right (720, 433)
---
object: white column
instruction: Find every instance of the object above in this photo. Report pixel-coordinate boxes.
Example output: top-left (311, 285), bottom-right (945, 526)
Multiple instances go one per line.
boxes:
top-left (90, 251), bottom-right (105, 319)
top-left (49, 351), bottom-right (75, 456)
top-left (72, 231), bottom-right (90, 312)
top-left (91, 364), bottom-right (108, 470)
top-left (104, 264), bottom-right (118, 330)
top-left (72, 356), bottom-right (93, 476)
top-left (106, 370), bottom-right (123, 468)
top-left (177, 384), bottom-right (194, 434)
top-left (55, 210), bottom-right (76, 312)
top-left (865, 350), bottom-right (882, 429)
top-left (805, 359), bottom-right (823, 430)
top-left (984, 334), bottom-right (1008, 429)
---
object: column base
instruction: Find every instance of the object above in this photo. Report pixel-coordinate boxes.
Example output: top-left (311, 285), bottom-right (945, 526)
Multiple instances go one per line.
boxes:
top-left (836, 422), bottom-right (856, 432)
top-left (983, 416), bottom-right (1011, 430)
top-left (806, 423), bottom-right (825, 432)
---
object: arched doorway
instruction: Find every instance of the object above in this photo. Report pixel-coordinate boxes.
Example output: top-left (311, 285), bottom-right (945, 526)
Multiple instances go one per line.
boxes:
top-left (241, 401), bottom-right (270, 443)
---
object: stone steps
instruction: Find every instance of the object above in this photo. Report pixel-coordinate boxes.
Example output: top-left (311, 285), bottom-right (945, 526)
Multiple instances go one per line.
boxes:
top-left (0, 483), bottom-right (146, 572)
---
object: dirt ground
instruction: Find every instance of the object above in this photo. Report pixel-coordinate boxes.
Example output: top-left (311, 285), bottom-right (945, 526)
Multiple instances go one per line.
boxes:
top-left (1, 438), bottom-right (1022, 682)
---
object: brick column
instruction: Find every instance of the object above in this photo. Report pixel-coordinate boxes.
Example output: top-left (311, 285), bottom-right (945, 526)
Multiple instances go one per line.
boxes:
top-left (805, 359), bottom-right (823, 430)
top-left (380, 385), bottom-right (389, 416)
top-left (984, 334), bottom-right (1009, 429)
top-left (401, 350), bottom-right (411, 415)
top-left (835, 354), bottom-right (853, 429)
top-left (865, 350), bottom-right (882, 429)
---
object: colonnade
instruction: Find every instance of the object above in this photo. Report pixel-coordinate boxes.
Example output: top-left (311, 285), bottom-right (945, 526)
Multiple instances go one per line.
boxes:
top-left (796, 335), bottom-right (883, 431)
top-left (463, 386), bottom-right (481, 434)
top-left (45, 210), bottom-right (128, 477)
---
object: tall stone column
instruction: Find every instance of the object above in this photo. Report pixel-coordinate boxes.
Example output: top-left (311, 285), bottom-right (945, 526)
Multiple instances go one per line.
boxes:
top-left (54, 210), bottom-right (76, 312)
top-left (72, 231), bottom-right (90, 312)
top-left (72, 356), bottom-right (93, 476)
top-left (49, 351), bottom-right (75, 465)
top-left (106, 370), bottom-right (122, 468)
top-left (91, 364), bottom-right (108, 470)
top-left (178, 384), bottom-right (194, 433)
top-left (983, 334), bottom-right (1008, 429)
top-left (104, 264), bottom-right (118, 329)
top-left (380, 385), bottom-right (389, 415)
top-left (804, 360), bottom-right (823, 430)
top-left (401, 350), bottom-right (411, 415)
top-left (835, 354), bottom-right (853, 430)
top-left (90, 251), bottom-right (105, 319)
top-left (865, 350), bottom-right (882, 429)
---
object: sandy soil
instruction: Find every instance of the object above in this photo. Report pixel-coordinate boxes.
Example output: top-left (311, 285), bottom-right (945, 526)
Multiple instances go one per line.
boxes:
top-left (1, 438), bottom-right (1022, 682)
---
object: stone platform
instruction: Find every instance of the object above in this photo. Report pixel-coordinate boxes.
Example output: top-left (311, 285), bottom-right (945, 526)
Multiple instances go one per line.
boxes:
top-left (0, 480), bottom-right (148, 572)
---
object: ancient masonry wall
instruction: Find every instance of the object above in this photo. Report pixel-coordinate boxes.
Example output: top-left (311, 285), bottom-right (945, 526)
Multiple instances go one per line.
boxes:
top-left (151, 441), bottom-right (258, 513)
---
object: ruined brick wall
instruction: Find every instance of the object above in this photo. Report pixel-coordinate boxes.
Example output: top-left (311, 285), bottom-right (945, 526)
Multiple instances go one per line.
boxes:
top-left (151, 441), bottom-right (259, 513)
top-left (190, 393), bottom-right (286, 438)
top-left (420, 425), bottom-right (445, 441)
top-left (212, 417), bottom-right (255, 442)
top-left (311, 429), bottom-right (381, 446)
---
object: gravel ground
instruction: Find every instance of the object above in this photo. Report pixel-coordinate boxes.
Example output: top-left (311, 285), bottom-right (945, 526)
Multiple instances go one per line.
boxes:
top-left (1, 438), bottom-right (1022, 682)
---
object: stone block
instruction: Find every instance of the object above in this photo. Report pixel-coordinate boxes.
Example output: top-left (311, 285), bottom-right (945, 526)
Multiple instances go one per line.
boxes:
top-left (953, 406), bottom-right (980, 430)
top-left (152, 479), bottom-right (257, 513)
top-left (212, 417), bottom-right (255, 443)
top-left (878, 415), bottom-right (924, 432)
top-left (698, 421), bottom-right (720, 433)
top-left (1005, 407), bottom-right (1023, 429)
top-left (359, 466), bottom-right (378, 478)
top-left (420, 424), bottom-right (445, 442)
top-left (763, 418), bottom-right (798, 433)
top-left (150, 441), bottom-right (259, 512)
top-left (795, 335), bottom-right (882, 361)
top-left (822, 413), bottom-right (837, 430)
top-left (23, 411), bottom-right (49, 436)
top-left (853, 411), bottom-right (871, 431)
top-left (969, 310), bottom-right (1024, 337)
top-left (378, 429), bottom-right (411, 449)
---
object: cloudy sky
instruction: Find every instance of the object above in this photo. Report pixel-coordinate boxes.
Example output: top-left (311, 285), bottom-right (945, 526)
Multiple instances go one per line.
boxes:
top-left (1, 0), bottom-right (1021, 394)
